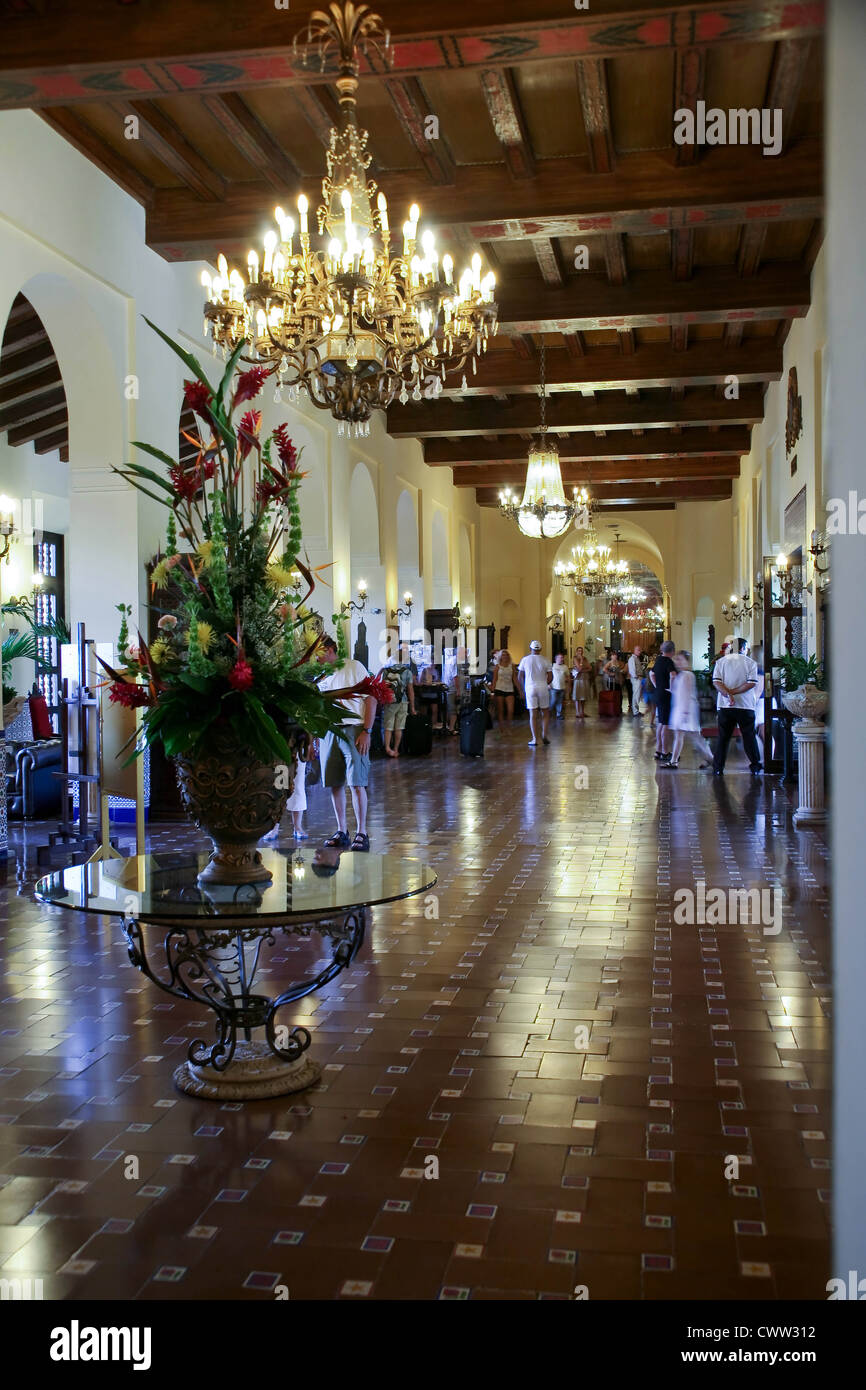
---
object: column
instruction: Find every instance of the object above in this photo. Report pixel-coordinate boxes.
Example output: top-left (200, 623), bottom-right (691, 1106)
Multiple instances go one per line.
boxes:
top-left (791, 720), bottom-right (827, 828)
top-left (829, 0), bottom-right (866, 1278)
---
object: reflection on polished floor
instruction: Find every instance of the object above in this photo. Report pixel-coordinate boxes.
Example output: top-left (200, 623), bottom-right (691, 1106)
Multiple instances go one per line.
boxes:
top-left (0, 715), bottom-right (830, 1301)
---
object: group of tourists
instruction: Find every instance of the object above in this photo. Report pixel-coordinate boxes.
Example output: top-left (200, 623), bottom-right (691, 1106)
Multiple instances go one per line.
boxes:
top-left (267, 627), bottom-right (770, 854)
top-left (647, 636), bottom-right (765, 774)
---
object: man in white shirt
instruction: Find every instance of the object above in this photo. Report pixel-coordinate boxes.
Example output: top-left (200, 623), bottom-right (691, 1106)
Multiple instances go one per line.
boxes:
top-left (627, 646), bottom-right (645, 716)
top-left (316, 635), bottom-right (378, 849)
top-left (517, 640), bottom-right (553, 748)
top-left (550, 653), bottom-right (569, 720)
top-left (712, 637), bottom-right (762, 775)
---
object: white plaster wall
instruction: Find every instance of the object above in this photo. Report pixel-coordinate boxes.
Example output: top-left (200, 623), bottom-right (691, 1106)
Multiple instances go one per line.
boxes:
top-left (733, 245), bottom-right (827, 653)
top-left (828, 0), bottom-right (866, 1279)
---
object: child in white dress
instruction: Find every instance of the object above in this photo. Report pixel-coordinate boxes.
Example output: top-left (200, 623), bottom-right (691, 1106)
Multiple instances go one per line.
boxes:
top-left (667, 651), bottom-right (714, 769)
top-left (262, 746), bottom-right (310, 841)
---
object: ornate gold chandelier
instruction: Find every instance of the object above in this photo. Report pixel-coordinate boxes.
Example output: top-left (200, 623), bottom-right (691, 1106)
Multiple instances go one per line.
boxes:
top-left (555, 530), bottom-right (627, 597)
top-left (498, 343), bottom-right (588, 538)
top-left (200, 3), bottom-right (497, 437)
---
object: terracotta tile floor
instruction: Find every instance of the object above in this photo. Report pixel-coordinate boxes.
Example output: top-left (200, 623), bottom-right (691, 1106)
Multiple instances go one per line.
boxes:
top-left (0, 712), bottom-right (831, 1300)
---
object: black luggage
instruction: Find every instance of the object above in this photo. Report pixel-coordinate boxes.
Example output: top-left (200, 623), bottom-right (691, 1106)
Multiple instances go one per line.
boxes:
top-left (403, 711), bottom-right (433, 757)
top-left (460, 707), bottom-right (486, 758)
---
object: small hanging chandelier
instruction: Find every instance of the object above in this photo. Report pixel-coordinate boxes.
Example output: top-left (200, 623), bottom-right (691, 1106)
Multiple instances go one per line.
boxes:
top-left (499, 342), bottom-right (586, 538)
top-left (200, 2), bottom-right (497, 436)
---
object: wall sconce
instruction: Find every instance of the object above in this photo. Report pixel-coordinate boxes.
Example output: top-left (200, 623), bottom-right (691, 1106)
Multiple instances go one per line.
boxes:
top-left (0, 494), bottom-right (15, 563)
top-left (774, 552), bottom-right (803, 603)
top-left (721, 573), bottom-right (763, 624)
top-left (340, 580), bottom-right (368, 618)
top-left (808, 530), bottom-right (830, 591)
top-left (391, 591), bottom-right (413, 622)
top-left (547, 609), bottom-right (564, 632)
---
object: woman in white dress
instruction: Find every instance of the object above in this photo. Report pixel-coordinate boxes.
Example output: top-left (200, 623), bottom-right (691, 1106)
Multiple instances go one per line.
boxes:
top-left (667, 651), bottom-right (714, 769)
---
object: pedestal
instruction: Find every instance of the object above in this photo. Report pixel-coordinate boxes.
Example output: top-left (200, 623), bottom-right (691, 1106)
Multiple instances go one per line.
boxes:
top-left (791, 718), bottom-right (828, 828)
top-left (174, 1041), bottom-right (321, 1100)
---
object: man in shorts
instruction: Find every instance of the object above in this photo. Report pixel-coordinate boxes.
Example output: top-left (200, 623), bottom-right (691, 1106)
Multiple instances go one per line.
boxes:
top-left (650, 639), bottom-right (677, 763)
top-left (517, 640), bottom-right (553, 748)
top-left (316, 634), bottom-right (378, 851)
top-left (377, 644), bottom-right (416, 756)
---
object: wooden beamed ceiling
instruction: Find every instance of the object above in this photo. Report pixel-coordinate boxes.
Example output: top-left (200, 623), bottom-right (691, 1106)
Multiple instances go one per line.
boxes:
top-left (0, 295), bottom-right (68, 462)
top-left (3, 0), bottom-right (826, 507)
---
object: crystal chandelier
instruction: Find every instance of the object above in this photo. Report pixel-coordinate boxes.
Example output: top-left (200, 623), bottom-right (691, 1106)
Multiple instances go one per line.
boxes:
top-left (200, 2), bottom-right (497, 436)
top-left (498, 343), bottom-right (587, 538)
top-left (554, 527), bottom-right (627, 598)
top-left (601, 528), bottom-right (630, 597)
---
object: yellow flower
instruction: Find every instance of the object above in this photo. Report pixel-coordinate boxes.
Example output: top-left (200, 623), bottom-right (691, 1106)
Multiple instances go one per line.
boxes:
top-left (151, 559), bottom-right (170, 589)
top-left (196, 540), bottom-right (214, 568)
top-left (267, 561), bottom-right (295, 591)
top-left (186, 621), bottom-right (215, 654)
top-left (149, 637), bottom-right (171, 666)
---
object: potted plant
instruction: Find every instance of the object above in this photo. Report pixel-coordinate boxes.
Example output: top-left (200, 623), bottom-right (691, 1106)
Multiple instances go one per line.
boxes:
top-left (2, 599), bottom-right (70, 727)
top-left (106, 320), bottom-right (390, 884)
top-left (780, 652), bottom-right (828, 723)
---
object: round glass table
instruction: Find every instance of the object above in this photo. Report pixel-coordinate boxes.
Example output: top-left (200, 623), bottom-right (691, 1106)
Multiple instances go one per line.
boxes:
top-left (35, 849), bottom-right (437, 1100)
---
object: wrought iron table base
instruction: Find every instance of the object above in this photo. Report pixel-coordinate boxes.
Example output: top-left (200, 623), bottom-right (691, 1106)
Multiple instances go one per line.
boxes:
top-left (120, 907), bottom-right (366, 1100)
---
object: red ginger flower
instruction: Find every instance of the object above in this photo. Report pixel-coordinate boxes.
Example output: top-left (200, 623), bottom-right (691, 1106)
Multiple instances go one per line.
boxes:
top-left (356, 674), bottom-right (394, 705)
top-left (255, 477), bottom-right (287, 506)
top-left (108, 681), bottom-right (152, 709)
top-left (183, 379), bottom-right (212, 418)
top-left (272, 423), bottom-right (298, 471)
top-left (169, 465), bottom-right (202, 502)
top-left (228, 659), bottom-right (254, 691)
top-left (232, 366), bottom-right (270, 408)
top-left (238, 409), bottom-right (262, 461)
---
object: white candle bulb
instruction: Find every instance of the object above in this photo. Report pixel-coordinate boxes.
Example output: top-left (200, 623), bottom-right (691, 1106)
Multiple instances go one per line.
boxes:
top-left (200, 269), bottom-right (213, 298)
top-left (263, 229), bottom-right (277, 274)
top-left (247, 249), bottom-right (259, 283)
top-left (410, 203), bottom-right (420, 226)
top-left (377, 191), bottom-right (389, 233)
top-left (217, 253), bottom-right (228, 280)
top-left (442, 254), bottom-right (453, 283)
top-left (297, 193), bottom-right (309, 235)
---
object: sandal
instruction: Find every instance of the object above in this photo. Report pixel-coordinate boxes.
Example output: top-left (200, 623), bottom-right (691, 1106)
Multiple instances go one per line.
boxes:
top-left (349, 832), bottom-right (370, 852)
top-left (324, 831), bottom-right (350, 849)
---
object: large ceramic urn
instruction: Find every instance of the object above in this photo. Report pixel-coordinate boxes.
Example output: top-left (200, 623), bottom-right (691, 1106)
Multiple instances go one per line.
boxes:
top-left (174, 724), bottom-right (298, 884)
top-left (781, 682), bottom-right (829, 723)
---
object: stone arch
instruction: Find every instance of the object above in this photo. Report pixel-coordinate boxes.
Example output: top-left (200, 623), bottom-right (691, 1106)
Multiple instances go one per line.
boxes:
top-left (2, 271), bottom-right (130, 642)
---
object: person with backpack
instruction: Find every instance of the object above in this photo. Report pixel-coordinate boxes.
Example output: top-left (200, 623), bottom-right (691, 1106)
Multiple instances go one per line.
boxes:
top-left (376, 645), bottom-right (416, 757)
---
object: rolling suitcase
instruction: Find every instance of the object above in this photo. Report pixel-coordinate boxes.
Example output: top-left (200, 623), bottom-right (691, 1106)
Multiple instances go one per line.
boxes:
top-left (403, 711), bottom-right (433, 756)
top-left (460, 707), bottom-right (486, 757)
top-left (598, 688), bottom-right (622, 718)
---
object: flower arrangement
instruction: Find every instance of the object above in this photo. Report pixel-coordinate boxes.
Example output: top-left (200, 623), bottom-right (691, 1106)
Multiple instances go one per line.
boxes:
top-left (106, 319), bottom-right (391, 765)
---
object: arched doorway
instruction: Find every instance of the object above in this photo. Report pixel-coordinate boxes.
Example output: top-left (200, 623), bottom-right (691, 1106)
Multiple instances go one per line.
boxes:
top-left (0, 293), bottom-right (70, 727)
